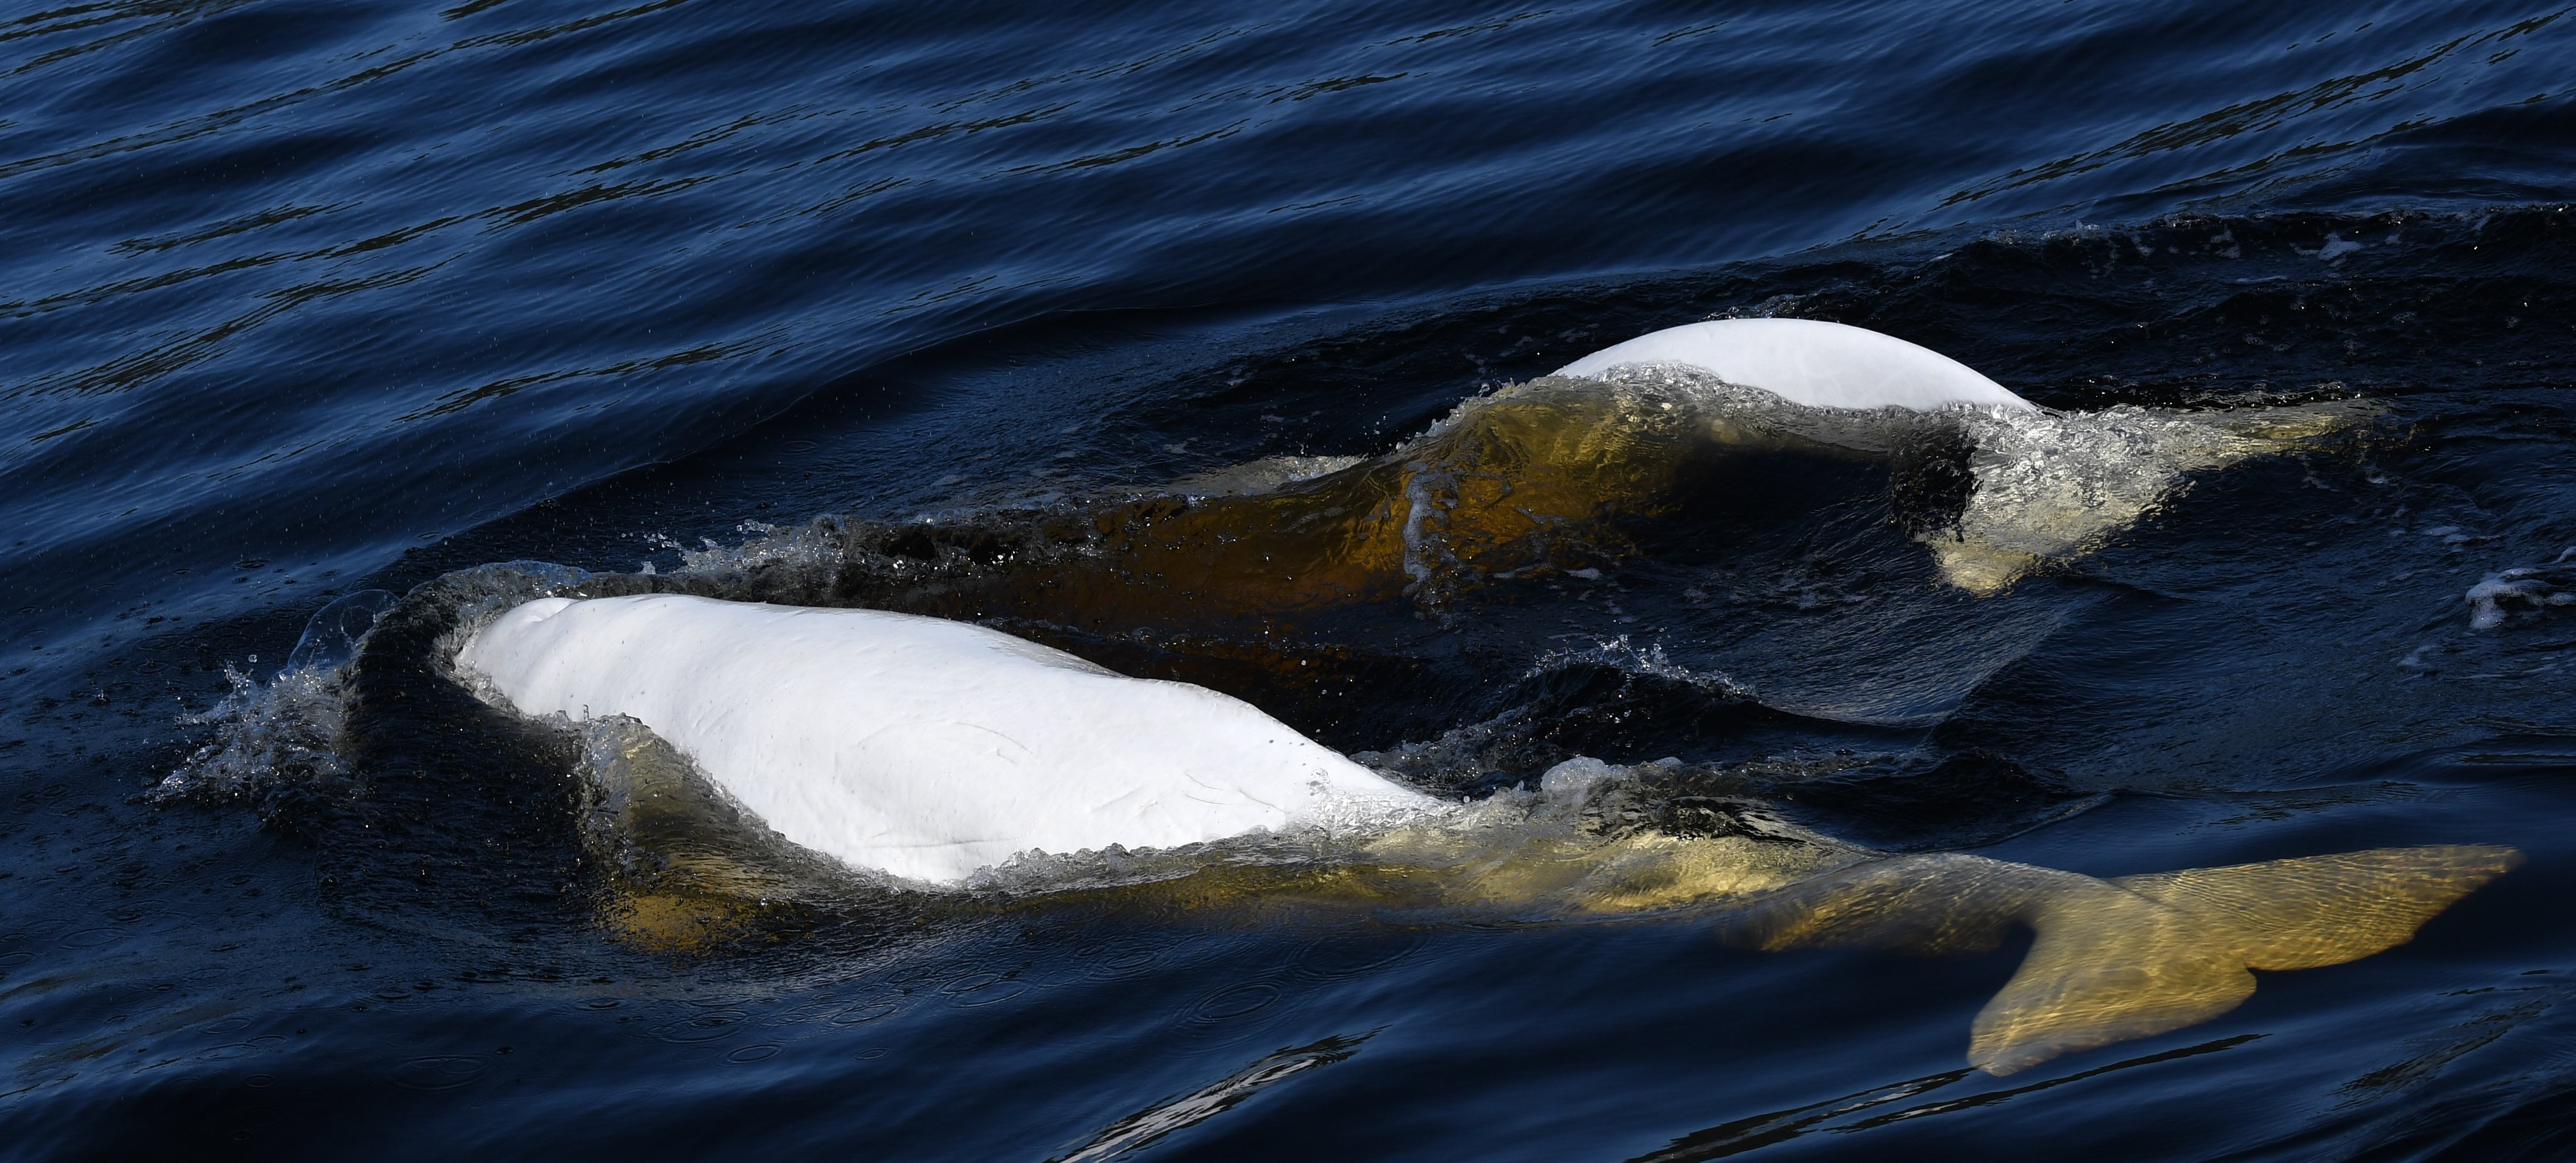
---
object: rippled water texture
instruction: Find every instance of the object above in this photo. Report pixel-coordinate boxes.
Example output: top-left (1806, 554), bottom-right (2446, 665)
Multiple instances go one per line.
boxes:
top-left (5, 0), bottom-right (2576, 1158)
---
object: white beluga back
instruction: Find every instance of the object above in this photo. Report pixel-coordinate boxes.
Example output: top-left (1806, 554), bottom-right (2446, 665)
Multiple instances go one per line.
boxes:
top-left (459, 594), bottom-right (1428, 884)
top-left (1553, 317), bottom-right (2037, 413)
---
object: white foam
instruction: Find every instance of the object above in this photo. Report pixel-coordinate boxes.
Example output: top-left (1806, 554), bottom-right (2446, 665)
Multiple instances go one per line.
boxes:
top-left (151, 662), bottom-right (348, 805)
top-left (457, 594), bottom-right (1431, 884)
top-left (2467, 569), bottom-right (2576, 630)
top-left (1553, 318), bottom-right (2036, 413)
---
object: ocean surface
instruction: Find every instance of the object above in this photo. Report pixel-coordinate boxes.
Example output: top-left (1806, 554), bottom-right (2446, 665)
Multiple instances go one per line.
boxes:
top-left (5, 0), bottom-right (2576, 1157)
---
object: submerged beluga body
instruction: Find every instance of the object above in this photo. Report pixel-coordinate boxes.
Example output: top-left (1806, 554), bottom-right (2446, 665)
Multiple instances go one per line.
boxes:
top-left (445, 318), bottom-right (2510, 1075)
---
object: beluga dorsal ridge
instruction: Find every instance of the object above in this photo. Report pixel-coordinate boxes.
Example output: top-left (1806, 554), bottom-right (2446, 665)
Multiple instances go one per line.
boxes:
top-left (1553, 318), bottom-right (2037, 413)
top-left (458, 593), bottom-right (1429, 886)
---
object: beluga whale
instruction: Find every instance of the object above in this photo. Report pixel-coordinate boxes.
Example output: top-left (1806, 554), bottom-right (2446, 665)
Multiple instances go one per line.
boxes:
top-left (453, 600), bottom-right (2512, 1076)
top-left (428, 319), bottom-right (2486, 1076)
top-left (689, 316), bottom-right (2375, 637)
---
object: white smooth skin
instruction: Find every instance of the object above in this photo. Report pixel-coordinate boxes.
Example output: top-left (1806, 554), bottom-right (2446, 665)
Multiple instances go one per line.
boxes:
top-left (1554, 318), bottom-right (2036, 412)
top-left (459, 594), bottom-right (1428, 884)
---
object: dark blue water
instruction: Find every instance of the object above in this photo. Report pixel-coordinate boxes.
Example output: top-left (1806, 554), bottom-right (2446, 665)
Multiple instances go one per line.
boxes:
top-left (5, 0), bottom-right (2576, 1158)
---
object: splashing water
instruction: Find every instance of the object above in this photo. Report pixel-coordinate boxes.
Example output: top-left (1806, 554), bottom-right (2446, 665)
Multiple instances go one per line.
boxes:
top-left (151, 664), bottom-right (349, 806)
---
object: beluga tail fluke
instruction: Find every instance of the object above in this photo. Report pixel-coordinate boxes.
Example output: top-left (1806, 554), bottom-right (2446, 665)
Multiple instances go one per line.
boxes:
top-left (1723, 845), bottom-right (2522, 1074)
